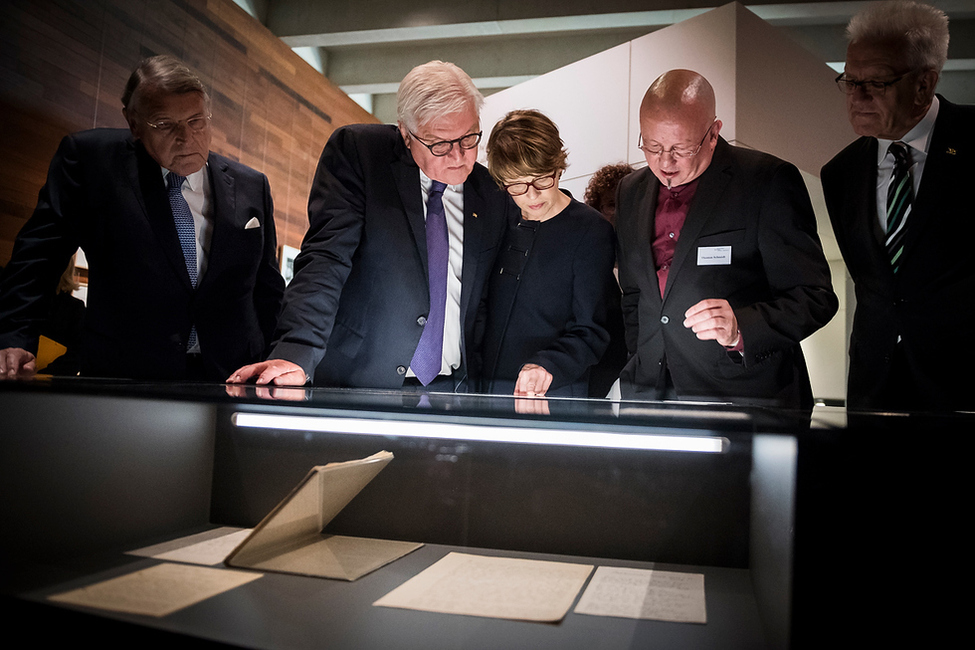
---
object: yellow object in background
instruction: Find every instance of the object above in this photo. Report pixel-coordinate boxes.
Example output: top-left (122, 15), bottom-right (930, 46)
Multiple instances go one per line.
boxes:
top-left (36, 335), bottom-right (67, 371)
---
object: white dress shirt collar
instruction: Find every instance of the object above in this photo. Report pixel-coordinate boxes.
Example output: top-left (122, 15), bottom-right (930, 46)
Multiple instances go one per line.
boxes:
top-left (419, 169), bottom-right (465, 195)
top-left (160, 164), bottom-right (208, 190)
top-left (876, 95), bottom-right (939, 165)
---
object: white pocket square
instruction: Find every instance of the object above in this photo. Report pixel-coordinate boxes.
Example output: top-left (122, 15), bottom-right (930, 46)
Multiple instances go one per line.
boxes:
top-left (244, 217), bottom-right (261, 230)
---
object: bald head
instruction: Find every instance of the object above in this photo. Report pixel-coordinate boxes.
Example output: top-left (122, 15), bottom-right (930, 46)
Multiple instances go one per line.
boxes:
top-left (640, 69), bottom-right (715, 125)
top-left (638, 70), bottom-right (722, 188)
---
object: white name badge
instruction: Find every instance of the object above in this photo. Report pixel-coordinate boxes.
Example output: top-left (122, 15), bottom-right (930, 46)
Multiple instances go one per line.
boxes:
top-left (697, 245), bottom-right (732, 266)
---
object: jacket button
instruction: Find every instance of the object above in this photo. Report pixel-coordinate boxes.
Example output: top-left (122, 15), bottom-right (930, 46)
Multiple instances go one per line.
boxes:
top-left (417, 315), bottom-right (427, 326)
top-left (396, 365), bottom-right (407, 375)
top-left (660, 315), bottom-right (669, 324)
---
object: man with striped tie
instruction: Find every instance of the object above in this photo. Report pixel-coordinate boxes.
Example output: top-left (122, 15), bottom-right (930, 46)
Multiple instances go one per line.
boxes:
top-left (822, 1), bottom-right (975, 410)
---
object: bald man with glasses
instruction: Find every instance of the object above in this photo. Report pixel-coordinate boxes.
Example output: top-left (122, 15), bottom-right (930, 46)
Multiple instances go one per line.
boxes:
top-left (615, 69), bottom-right (837, 407)
top-left (229, 60), bottom-right (513, 391)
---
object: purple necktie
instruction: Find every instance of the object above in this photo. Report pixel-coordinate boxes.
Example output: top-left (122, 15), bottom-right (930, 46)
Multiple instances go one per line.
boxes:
top-left (410, 181), bottom-right (448, 385)
top-left (167, 172), bottom-right (198, 349)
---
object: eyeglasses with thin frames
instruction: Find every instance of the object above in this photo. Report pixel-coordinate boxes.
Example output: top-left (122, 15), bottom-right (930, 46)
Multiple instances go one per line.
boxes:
top-left (503, 173), bottom-right (558, 197)
top-left (638, 119), bottom-right (716, 159)
top-left (409, 130), bottom-right (482, 157)
top-left (145, 114), bottom-right (212, 135)
top-left (834, 73), bottom-right (908, 95)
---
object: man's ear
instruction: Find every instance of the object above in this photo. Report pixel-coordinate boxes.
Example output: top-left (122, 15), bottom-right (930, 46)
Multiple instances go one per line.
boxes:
top-left (123, 107), bottom-right (141, 140)
top-left (915, 69), bottom-right (939, 107)
top-left (711, 119), bottom-right (723, 142)
top-left (398, 121), bottom-right (411, 149)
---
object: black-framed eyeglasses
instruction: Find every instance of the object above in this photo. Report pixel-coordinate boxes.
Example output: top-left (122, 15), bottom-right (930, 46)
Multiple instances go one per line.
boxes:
top-left (145, 114), bottom-right (212, 135)
top-left (638, 120), bottom-right (716, 159)
top-left (409, 130), bottom-right (482, 156)
top-left (503, 173), bottom-right (558, 197)
top-left (835, 73), bottom-right (907, 95)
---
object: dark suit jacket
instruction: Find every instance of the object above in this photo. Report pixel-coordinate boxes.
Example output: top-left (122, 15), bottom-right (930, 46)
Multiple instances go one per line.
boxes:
top-left (480, 199), bottom-right (619, 397)
top-left (617, 138), bottom-right (837, 408)
top-left (269, 123), bottom-right (512, 389)
top-left (821, 96), bottom-right (975, 411)
top-left (0, 128), bottom-right (284, 380)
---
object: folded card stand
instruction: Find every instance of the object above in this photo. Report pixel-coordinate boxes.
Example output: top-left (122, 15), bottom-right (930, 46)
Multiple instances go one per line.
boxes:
top-left (225, 451), bottom-right (422, 581)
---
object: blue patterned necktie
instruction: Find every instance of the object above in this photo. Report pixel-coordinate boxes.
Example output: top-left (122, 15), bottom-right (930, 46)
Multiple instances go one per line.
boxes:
top-left (167, 171), bottom-right (198, 349)
top-left (885, 142), bottom-right (913, 273)
top-left (410, 181), bottom-right (449, 385)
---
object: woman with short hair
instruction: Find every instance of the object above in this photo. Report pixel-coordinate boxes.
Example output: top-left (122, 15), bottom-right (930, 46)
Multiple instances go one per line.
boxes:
top-left (481, 109), bottom-right (619, 398)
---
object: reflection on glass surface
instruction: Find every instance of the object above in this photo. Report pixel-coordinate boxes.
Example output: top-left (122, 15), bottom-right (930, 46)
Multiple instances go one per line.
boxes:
top-left (224, 383), bottom-right (309, 402)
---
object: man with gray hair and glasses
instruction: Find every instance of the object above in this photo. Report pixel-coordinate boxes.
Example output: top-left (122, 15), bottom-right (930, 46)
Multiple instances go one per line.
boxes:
top-left (229, 61), bottom-right (512, 390)
top-left (0, 55), bottom-right (284, 381)
top-left (822, 1), bottom-right (974, 411)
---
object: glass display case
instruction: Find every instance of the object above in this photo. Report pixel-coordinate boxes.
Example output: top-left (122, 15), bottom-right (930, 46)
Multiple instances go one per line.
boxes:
top-left (1, 378), bottom-right (968, 648)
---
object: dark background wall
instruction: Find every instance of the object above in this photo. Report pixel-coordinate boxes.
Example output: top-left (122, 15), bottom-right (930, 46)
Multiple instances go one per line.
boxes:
top-left (0, 0), bottom-right (378, 267)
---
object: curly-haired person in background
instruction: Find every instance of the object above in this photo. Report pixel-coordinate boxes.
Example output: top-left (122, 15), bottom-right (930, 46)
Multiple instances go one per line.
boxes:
top-left (584, 162), bottom-right (634, 227)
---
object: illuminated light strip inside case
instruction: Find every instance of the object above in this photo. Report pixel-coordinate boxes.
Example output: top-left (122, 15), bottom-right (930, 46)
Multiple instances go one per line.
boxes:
top-left (232, 412), bottom-right (728, 453)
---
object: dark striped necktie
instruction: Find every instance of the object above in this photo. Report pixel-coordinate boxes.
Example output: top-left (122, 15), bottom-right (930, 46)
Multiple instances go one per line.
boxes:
top-left (885, 142), bottom-right (913, 273)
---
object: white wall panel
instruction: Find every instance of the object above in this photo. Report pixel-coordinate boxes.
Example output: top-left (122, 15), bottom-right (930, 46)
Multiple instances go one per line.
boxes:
top-left (734, 3), bottom-right (855, 175)
top-left (628, 3), bottom-right (739, 160)
top-left (479, 42), bottom-right (632, 192)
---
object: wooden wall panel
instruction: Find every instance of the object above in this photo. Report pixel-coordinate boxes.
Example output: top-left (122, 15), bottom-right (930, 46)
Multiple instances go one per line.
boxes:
top-left (0, 0), bottom-right (378, 267)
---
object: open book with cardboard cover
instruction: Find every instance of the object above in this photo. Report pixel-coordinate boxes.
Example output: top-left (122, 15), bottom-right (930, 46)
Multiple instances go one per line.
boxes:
top-left (225, 451), bottom-right (422, 581)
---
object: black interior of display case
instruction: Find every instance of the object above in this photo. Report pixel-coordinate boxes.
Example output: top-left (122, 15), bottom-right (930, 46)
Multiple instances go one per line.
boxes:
top-left (2, 378), bottom-right (970, 648)
top-left (210, 410), bottom-right (753, 568)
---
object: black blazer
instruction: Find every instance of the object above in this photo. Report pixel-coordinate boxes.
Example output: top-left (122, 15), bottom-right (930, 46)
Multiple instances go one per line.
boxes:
top-left (0, 128), bottom-right (284, 380)
top-left (269, 124), bottom-right (512, 389)
top-left (821, 96), bottom-right (975, 410)
top-left (480, 199), bottom-right (619, 397)
top-left (616, 139), bottom-right (837, 408)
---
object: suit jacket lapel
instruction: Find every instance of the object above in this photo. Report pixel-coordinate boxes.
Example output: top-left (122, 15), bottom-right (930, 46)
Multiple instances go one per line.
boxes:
top-left (134, 141), bottom-right (195, 290)
top-left (631, 170), bottom-right (663, 309)
top-left (904, 97), bottom-right (957, 266)
top-left (848, 138), bottom-right (892, 274)
top-left (198, 156), bottom-right (235, 293)
top-left (460, 174), bottom-right (486, 321)
top-left (664, 139), bottom-right (733, 302)
top-left (391, 147), bottom-right (427, 269)
top-left (125, 139), bottom-right (150, 221)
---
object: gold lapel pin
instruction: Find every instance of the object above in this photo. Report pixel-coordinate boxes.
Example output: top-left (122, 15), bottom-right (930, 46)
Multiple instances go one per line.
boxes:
top-left (472, 212), bottom-right (478, 218)
top-left (947, 147), bottom-right (957, 155)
